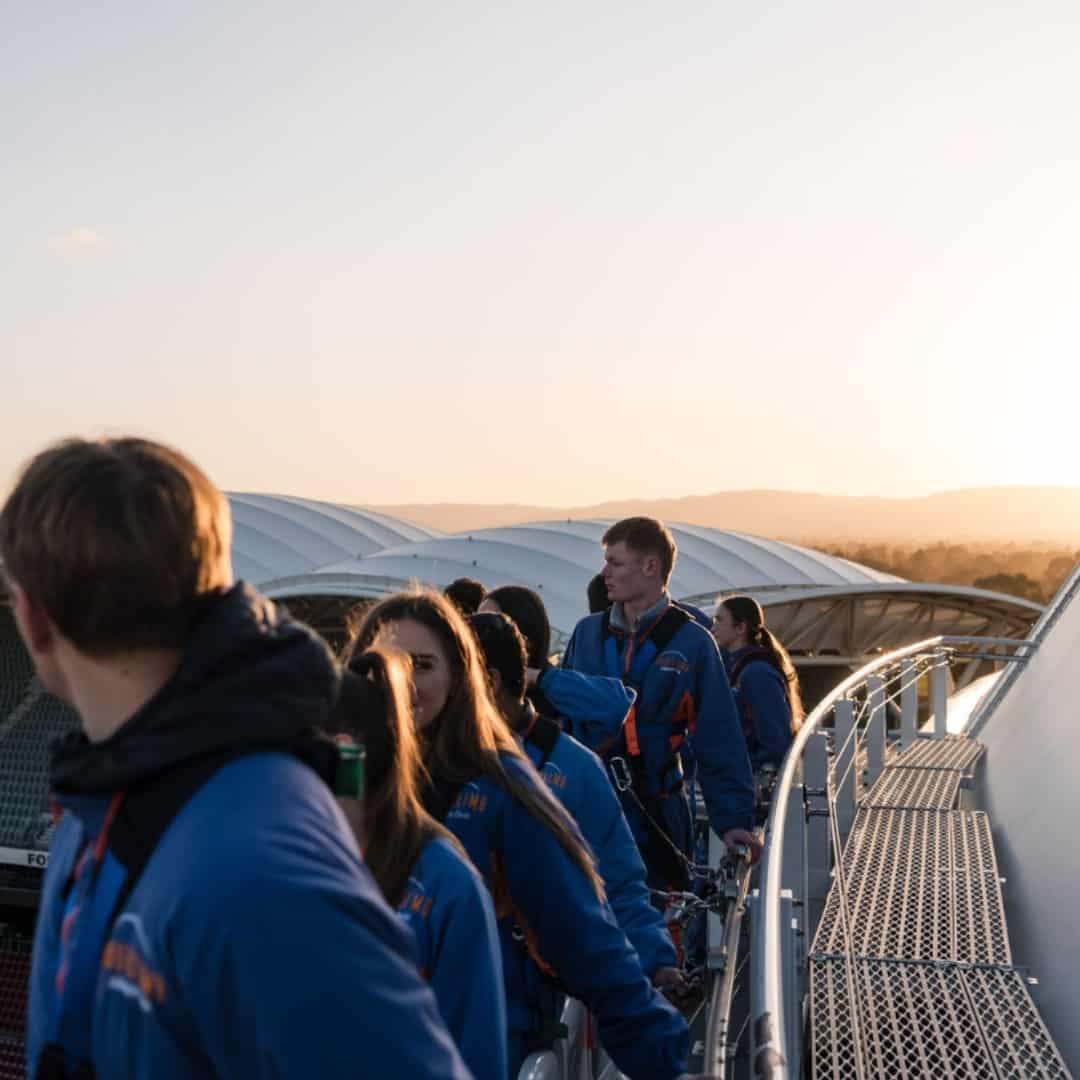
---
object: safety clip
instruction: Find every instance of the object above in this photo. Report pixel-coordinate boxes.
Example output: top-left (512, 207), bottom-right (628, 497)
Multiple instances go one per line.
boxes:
top-left (609, 756), bottom-right (632, 792)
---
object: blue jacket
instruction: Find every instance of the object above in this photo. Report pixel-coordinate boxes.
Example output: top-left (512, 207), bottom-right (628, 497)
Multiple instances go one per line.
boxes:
top-left (27, 585), bottom-right (468, 1080)
top-left (433, 753), bottom-right (689, 1079)
top-left (724, 646), bottom-right (794, 769)
top-left (561, 596), bottom-right (755, 843)
top-left (31, 756), bottom-right (469, 1080)
top-left (400, 835), bottom-right (507, 1080)
top-left (536, 666), bottom-right (636, 750)
top-left (519, 707), bottom-right (677, 976)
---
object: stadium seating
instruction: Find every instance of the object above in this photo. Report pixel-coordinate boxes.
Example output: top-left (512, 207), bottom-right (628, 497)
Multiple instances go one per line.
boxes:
top-left (0, 611), bottom-right (79, 853)
top-left (0, 611), bottom-right (75, 1080)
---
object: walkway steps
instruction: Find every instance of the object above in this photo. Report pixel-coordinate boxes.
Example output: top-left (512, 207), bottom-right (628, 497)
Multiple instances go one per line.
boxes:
top-left (808, 736), bottom-right (1071, 1078)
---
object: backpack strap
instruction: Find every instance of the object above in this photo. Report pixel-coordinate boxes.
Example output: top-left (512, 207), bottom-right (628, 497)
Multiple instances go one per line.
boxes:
top-left (421, 772), bottom-right (470, 824)
top-left (729, 645), bottom-right (775, 687)
top-left (524, 713), bottom-right (562, 771)
top-left (602, 603), bottom-right (692, 692)
top-left (600, 603), bottom-right (695, 890)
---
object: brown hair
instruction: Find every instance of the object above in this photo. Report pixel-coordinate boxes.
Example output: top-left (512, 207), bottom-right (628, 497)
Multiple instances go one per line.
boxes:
top-left (346, 588), bottom-right (603, 897)
top-left (719, 594), bottom-right (804, 732)
top-left (0, 437), bottom-right (231, 653)
top-left (443, 577), bottom-right (487, 616)
top-left (602, 516), bottom-right (678, 584)
top-left (485, 585), bottom-right (550, 669)
top-left (329, 647), bottom-right (462, 907)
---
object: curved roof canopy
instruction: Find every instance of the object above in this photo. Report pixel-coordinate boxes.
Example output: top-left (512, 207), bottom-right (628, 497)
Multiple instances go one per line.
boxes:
top-left (227, 493), bottom-right (439, 585)
top-left (290, 519), bottom-right (902, 645)
top-left (679, 583), bottom-right (1042, 668)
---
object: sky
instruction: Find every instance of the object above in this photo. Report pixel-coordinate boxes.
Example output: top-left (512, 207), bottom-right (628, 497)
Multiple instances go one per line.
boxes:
top-left (3, 2), bottom-right (1080, 506)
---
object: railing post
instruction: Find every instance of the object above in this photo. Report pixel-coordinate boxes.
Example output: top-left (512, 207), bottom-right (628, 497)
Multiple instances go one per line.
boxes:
top-left (931, 647), bottom-right (949, 738)
top-left (780, 890), bottom-right (802, 1077)
top-left (781, 767), bottom-right (807, 911)
top-left (834, 697), bottom-right (857, 840)
top-left (900, 657), bottom-right (918, 750)
top-left (866, 675), bottom-right (886, 788)
top-left (707, 824), bottom-right (728, 971)
top-left (750, 888), bottom-right (792, 1080)
top-left (804, 731), bottom-right (831, 908)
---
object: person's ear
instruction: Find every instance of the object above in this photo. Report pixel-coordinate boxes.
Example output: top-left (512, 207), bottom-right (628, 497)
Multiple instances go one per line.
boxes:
top-left (9, 583), bottom-right (55, 654)
top-left (643, 554), bottom-right (660, 580)
top-left (487, 667), bottom-right (504, 697)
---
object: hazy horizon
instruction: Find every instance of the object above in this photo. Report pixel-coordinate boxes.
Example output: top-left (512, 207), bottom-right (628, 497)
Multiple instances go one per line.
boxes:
top-left (341, 485), bottom-right (1080, 544)
top-left (5, 3), bottom-right (1080, 503)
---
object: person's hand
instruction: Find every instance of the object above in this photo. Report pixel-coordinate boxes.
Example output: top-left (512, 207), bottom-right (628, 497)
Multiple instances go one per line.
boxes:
top-left (653, 966), bottom-right (686, 992)
top-left (653, 966), bottom-right (691, 1005)
top-left (722, 827), bottom-right (763, 863)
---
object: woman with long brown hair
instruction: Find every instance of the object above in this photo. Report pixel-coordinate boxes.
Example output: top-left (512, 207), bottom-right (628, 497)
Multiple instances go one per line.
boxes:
top-left (711, 594), bottom-right (803, 768)
top-left (347, 589), bottom-right (689, 1080)
top-left (328, 647), bottom-right (506, 1080)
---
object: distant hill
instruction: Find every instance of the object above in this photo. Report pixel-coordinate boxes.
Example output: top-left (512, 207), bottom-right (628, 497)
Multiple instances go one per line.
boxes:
top-left (370, 487), bottom-right (1080, 544)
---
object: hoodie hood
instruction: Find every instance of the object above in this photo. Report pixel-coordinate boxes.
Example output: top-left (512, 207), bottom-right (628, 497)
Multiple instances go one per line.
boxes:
top-left (51, 583), bottom-right (340, 796)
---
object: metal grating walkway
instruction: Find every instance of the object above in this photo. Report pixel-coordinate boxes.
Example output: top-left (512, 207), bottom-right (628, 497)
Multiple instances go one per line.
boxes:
top-left (810, 958), bottom-right (1069, 1080)
top-left (809, 735), bottom-right (1072, 1077)
top-left (814, 810), bottom-right (1009, 964)
top-left (888, 736), bottom-right (986, 772)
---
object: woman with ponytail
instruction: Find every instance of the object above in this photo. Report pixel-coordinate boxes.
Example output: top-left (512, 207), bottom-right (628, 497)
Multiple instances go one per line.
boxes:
top-left (328, 647), bottom-right (506, 1080)
top-left (348, 589), bottom-right (689, 1080)
top-left (711, 595), bottom-right (804, 769)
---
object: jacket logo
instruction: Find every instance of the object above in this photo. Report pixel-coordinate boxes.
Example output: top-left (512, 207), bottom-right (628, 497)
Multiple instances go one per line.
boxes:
top-left (447, 783), bottom-right (489, 820)
top-left (400, 876), bottom-right (435, 920)
top-left (656, 650), bottom-right (690, 674)
top-left (542, 763), bottom-right (569, 790)
top-left (100, 915), bottom-right (166, 1012)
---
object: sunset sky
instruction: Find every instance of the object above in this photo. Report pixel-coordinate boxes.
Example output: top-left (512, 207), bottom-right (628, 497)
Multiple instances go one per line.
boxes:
top-left (4, 2), bottom-right (1079, 505)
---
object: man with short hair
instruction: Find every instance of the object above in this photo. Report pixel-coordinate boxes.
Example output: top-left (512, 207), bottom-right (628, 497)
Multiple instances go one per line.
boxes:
top-left (561, 517), bottom-right (757, 891)
top-left (3, 437), bottom-right (468, 1079)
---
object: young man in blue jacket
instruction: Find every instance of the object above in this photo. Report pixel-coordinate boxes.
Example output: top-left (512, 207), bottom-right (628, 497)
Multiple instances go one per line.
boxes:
top-left (560, 517), bottom-right (758, 892)
top-left (2, 438), bottom-right (468, 1080)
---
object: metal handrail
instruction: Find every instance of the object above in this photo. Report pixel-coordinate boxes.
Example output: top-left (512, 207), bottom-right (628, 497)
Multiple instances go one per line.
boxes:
top-left (746, 632), bottom-right (1034, 1078)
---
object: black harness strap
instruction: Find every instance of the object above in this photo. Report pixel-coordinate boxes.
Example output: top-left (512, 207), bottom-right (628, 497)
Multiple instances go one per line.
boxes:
top-left (524, 712), bottom-right (562, 771)
top-left (728, 646), bottom-right (777, 757)
top-left (603, 603), bottom-right (693, 889)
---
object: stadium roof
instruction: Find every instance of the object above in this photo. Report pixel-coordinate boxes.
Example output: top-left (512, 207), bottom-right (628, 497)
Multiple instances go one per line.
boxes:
top-left (679, 582), bottom-right (1042, 673)
top-left (0, 495), bottom-right (1043, 661)
top-left (271, 519), bottom-right (904, 646)
top-left (227, 493), bottom-right (440, 584)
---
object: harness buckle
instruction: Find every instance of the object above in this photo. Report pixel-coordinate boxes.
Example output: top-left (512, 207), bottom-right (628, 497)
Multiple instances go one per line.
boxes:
top-left (609, 756), bottom-right (632, 792)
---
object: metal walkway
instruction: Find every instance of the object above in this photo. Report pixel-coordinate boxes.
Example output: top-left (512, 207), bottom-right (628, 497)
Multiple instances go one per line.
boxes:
top-left (809, 736), bottom-right (1071, 1078)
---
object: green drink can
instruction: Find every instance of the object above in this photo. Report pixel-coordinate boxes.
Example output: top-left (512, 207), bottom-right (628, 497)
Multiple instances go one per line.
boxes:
top-left (334, 742), bottom-right (365, 799)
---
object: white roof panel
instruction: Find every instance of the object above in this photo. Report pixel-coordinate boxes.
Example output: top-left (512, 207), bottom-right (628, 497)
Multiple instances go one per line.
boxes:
top-left (226, 494), bottom-right (440, 586)
top-left (310, 518), bottom-right (902, 641)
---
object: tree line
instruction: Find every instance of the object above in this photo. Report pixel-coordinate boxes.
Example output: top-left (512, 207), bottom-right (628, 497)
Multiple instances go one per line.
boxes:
top-left (815, 541), bottom-right (1079, 604)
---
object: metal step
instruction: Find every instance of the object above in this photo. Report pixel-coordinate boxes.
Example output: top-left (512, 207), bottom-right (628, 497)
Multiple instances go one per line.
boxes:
top-left (813, 810), bottom-right (1009, 964)
top-left (810, 957), bottom-right (1070, 1079)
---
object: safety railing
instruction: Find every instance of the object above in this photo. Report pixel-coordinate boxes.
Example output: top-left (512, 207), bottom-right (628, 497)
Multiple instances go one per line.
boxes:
top-left (742, 633), bottom-right (1036, 1079)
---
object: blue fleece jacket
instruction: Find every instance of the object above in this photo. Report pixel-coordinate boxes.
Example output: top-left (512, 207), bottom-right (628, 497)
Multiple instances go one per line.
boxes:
top-left (561, 598), bottom-right (755, 847)
top-left (26, 584), bottom-right (467, 1080)
top-left (399, 835), bottom-right (507, 1080)
top-left (29, 755), bottom-right (469, 1080)
top-left (536, 666), bottom-right (635, 750)
top-left (436, 753), bottom-right (689, 1079)
top-left (724, 646), bottom-right (794, 769)
top-left (520, 710), bottom-right (677, 976)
